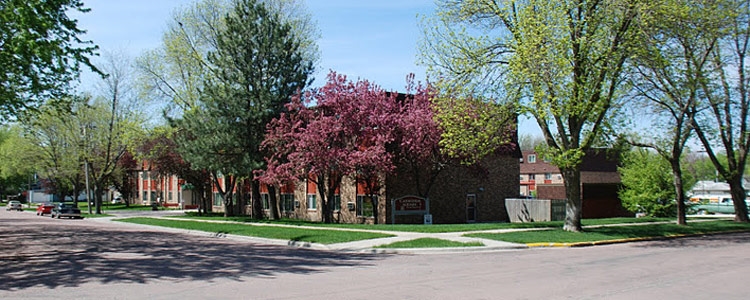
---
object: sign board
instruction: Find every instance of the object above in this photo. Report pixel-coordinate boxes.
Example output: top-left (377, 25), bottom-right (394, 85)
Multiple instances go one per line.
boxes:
top-left (391, 195), bottom-right (430, 224)
top-left (395, 196), bottom-right (427, 211)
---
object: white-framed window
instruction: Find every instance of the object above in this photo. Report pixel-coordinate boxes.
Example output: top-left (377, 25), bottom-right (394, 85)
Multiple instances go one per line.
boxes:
top-left (529, 174), bottom-right (536, 180)
top-left (307, 194), bottom-right (317, 210)
top-left (545, 173), bottom-right (552, 180)
top-left (280, 194), bottom-right (294, 212)
top-left (528, 154), bottom-right (537, 163)
top-left (356, 195), bottom-right (375, 217)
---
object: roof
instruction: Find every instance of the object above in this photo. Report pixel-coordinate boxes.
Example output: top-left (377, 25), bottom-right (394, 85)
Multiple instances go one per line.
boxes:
top-left (520, 148), bottom-right (620, 174)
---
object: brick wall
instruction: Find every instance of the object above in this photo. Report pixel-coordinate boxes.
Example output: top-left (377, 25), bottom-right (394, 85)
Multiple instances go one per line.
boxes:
top-left (385, 154), bottom-right (519, 224)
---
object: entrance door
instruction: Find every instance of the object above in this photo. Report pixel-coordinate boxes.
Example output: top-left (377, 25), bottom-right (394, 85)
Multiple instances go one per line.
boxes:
top-left (466, 194), bottom-right (477, 223)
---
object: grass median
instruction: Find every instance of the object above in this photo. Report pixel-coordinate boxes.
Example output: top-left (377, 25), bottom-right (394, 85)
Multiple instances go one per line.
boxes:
top-left (171, 213), bottom-right (677, 233)
top-left (375, 238), bottom-right (484, 248)
top-left (116, 217), bottom-right (394, 245)
top-left (466, 220), bottom-right (750, 245)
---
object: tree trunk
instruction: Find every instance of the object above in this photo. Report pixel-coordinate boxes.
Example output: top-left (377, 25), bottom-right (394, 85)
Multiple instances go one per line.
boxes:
top-left (94, 186), bottom-right (103, 215)
top-left (251, 179), bottom-right (263, 219)
top-left (371, 194), bottom-right (379, 225)
top-left (561, 167), bottom-right (582, 232)
top-left (727, 175), bottom-right (749, 222)
top-left (268, 185), bottom-right (280, 220)
top-left (669, 159), bottom-right (687, 225)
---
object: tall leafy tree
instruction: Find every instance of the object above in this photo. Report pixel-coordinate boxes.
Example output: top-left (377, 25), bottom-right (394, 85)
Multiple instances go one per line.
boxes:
top-left (23, 103), bottom-right (82, 203)
top-left (420, 0), bottom-right (642, 231)
top-left (0, 0), bottom-right (99, 118)
top-left (688, 0), bottom-right (750, 222)
top-left (0, 124), bottom-right (41, 199)
top-left (84, 52), bottom-right (145, 214)
top-left (625, 0), bottom-right (725, 224)
top-left (136, 0), bottom-right (319, 115)
top-left (176, 0), bottom-right (312, 217)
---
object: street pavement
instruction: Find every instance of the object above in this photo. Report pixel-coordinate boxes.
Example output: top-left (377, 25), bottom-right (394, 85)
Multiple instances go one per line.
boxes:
top-left (3, 208), bottom-right (750, 300)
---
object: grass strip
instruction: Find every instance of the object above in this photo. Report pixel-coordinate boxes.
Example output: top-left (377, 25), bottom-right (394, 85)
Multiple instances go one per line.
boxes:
top-left (466, 220), bottom-right (750, 244)
top-left (376, 238), bottom-right (483, 248)
top-left (171, 213), bottom-right (675, 233)
top-left (116, 217), bottom-right (394, 245)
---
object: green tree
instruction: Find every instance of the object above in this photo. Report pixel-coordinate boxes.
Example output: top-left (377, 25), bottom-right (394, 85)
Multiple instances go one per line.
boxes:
top-left (624, 0), bottom-right (727, 224)
top-left (175, 0), bottom-right (313, 217)
top-left (83, 52), bottom-right (145, 214)
top-left (618, 148), bottom-right (696, 217)
top-left (17, 98), bottom-right (90, 204)
top-left (688, 0), bottom-right (750, 222)
top-left (420, 0), bottom-right (641, 231)
top-left (0, 125), bottom-right (38, 199)
top-left (0, 0), bottom-right (99, 119)
top-left (136, 0), bottom-right (319, 114)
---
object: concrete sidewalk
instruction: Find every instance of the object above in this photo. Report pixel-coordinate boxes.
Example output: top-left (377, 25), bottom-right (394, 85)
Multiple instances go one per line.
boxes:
top-left (98, 212), bottom-right (531, 254)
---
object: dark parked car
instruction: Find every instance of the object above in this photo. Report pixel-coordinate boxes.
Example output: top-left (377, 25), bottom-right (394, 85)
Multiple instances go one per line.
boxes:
top-left (36, 203), bottom-right (55, 216)
top-left (51, 203), bottom-right (83, 219)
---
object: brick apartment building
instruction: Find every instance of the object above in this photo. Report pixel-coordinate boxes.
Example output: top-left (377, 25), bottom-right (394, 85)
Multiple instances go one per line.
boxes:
top-left (519, 149), bottom-right (631, 218)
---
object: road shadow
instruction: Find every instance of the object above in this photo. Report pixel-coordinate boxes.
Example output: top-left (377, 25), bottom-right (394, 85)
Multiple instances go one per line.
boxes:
top-left (0, 217), bottom-right (385, 291)
top-left (632, 231), bottom-right (750, 249)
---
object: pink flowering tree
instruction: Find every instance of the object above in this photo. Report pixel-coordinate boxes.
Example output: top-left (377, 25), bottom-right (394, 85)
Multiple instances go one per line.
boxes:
top-left (260, 72), bottom-right (397, 223)
top-left (260, 71), bottom-right (456, 224)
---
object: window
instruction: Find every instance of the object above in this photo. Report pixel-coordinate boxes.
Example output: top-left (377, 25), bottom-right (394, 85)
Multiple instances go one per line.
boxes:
top-left (261, 193), bottom-right (270, 210)
top-left (356, 195), bottom-right (375, 217)
top-left (528, 154), bottom-right (536, 163)
top-left (332, 194), bottom-right (341, 211)
top-left (280, 194), bottom-right (294, 212)
top-left (141, 171), bottom-right (149, 179)
top-left (213, 192), bottom-right (222, 206)
top-left (307, 194), bottom-right (317, 210)
top-left (529, 174), bottom-right (536, 180)
top-left (142, 191), bottom-right (147, 202)
top-left (545, 173), bottom-right (552, 180)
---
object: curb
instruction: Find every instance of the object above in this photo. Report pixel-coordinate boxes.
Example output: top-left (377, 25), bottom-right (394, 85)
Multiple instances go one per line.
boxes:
top-left (526, 229), bottom-right (750, 248)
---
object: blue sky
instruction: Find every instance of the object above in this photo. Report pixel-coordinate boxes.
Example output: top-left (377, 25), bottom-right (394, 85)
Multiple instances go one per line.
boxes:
top-left (74, 0), bottom-right (433, 91)
top-left (73, 0), bottom-right (541, 136)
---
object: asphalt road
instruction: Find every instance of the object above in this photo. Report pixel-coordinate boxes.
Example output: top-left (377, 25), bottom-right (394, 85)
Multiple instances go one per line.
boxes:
top-left (1, 209), bottom-right (749, 300)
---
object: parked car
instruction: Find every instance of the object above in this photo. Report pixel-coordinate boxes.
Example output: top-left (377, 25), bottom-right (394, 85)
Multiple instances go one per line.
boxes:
top-left (50, 203), bottom-right (83, 219)
top-left (111, 197), bottom-right (124, 204)
top-left (691, 196), bottom-right (750, 215)
top-left (36, 203), bottom-right (55, 216)
top-left (6, 200), bottom-right (22, 211)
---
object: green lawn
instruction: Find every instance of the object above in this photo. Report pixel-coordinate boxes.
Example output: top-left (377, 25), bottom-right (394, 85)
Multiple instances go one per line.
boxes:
top-left (171, 213), bottom-right (675, 233)
top-left (116, 217), bottom-right (394, 244)
top-left (376, 238), bottom-right (484, 248)
top-left (467, 220), bottom-right (750, 244)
